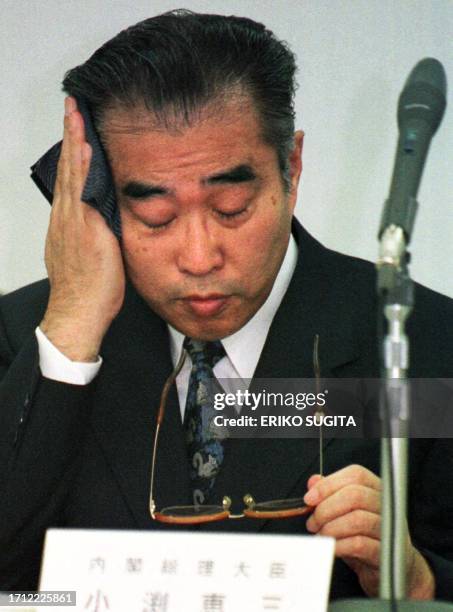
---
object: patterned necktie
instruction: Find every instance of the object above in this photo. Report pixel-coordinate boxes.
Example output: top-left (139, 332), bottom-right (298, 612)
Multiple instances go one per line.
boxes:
top-left (183, 337), bottom-right (227, 506)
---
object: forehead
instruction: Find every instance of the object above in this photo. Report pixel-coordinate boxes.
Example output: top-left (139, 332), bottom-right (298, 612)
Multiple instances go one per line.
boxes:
top-left (100, 98), bottom-right (277, 183)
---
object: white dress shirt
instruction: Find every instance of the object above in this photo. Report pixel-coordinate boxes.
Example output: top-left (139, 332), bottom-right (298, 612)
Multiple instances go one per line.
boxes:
top-left (36, 235), bottom-right (298, 417)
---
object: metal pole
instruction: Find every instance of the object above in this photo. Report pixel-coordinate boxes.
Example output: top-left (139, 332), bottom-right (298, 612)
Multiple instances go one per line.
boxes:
top-left (379, 303), bottom-right (411, 599)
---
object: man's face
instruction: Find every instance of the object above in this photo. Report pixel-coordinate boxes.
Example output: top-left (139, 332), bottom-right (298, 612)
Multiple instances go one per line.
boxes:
top-left (103, 98), bottom-right (303, 340)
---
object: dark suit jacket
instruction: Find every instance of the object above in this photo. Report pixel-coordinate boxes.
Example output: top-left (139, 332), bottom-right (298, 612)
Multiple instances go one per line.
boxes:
top-left (1, 220), bottom-right (453, 601)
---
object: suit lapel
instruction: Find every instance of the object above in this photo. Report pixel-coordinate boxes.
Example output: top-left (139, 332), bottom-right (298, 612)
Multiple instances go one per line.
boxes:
top-left (90, 284), bottom-right (191, 529)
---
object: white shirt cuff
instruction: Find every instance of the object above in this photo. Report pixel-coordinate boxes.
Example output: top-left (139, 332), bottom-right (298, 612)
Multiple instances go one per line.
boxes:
top-left (35, 326), bottom-right (102, 385)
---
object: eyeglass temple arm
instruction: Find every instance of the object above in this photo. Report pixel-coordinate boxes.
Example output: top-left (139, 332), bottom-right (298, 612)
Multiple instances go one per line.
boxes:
top-left (150, 349), bottom-right (188, 518)
top-left (157, 349), bottom-right (188, 426)
top-left (313, 334), bottom-right (324, 478)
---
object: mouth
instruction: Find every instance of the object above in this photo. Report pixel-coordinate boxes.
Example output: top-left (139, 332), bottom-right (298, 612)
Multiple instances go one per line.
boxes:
top-left (182, 294), bottom-right (231, 317)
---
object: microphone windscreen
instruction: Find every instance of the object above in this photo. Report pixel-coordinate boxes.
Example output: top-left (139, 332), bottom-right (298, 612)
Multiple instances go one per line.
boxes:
top-left (397, 58), bottom-right (447, 134)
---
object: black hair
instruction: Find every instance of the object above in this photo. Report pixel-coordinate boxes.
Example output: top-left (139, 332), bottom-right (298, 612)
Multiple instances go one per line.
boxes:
top-left (62, 9), bottom-right (297, 189)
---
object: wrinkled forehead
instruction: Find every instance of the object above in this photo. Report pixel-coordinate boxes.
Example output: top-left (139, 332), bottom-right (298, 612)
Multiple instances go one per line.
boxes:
top-left (97, 94), bottom-right (279, 189)
top-left (98, 89), bottom-right (260, 137)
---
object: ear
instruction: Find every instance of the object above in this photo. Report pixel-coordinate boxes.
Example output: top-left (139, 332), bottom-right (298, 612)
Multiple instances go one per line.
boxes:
top-left (287, 130), bottom-right (304, 213)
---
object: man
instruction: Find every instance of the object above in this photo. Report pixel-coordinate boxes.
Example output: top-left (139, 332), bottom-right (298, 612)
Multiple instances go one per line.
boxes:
top-left (1, 10), bottom-right (452, 602)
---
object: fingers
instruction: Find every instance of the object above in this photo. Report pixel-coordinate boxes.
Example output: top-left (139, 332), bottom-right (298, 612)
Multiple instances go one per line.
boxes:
top-left (307, 473), bottom-right (322, 490)
top-left (304, 465), bottom-right (381, 573)
top-left (304, 464), bottom-right (380, 506)
top-left (306, 484), bottom-right (380, 532)
top-left (55, 97), bottom-right (74, 196)
top-left (54, 98), bottom-right (74, 194)
top-left (53, 96), bottom-right (90, 216)
top-left (309, 508), bottom-right (381, 540)
top-left (305, 465), bottom-right (380, 533)
top-left (42, 98), bottom-right (125, 361)
top-left (303, 465), bottom-right (429, 598)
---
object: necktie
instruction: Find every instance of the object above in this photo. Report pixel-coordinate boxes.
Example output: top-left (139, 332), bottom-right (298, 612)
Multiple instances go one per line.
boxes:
top-left (183, 337), bottom-right (227, 506)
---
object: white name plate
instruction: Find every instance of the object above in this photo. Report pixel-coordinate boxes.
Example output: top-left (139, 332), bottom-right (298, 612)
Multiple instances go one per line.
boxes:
top-left (40, 529), bottom-right (335, 611)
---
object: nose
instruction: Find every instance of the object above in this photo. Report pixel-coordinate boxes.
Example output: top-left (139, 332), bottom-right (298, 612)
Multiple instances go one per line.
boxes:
top-left (177, 216), bottom-right (224, 277)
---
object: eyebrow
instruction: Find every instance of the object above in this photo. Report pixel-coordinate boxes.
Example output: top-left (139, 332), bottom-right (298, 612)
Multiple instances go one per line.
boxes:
top-left (204, 164), bottom-right (257, 185)
top-left (121, 182), bottom-right (168, 199)
top-left (121, 164), bottom-right (257, 200)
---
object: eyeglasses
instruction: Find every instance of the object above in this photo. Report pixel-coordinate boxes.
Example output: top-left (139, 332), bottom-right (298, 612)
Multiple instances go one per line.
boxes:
top-left (149, 335), bottom-right (324, 524)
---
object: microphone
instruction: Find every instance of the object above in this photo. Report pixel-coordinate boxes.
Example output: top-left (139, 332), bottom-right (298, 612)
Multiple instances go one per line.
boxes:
top-left (377, 58), bottom-right (447, 290)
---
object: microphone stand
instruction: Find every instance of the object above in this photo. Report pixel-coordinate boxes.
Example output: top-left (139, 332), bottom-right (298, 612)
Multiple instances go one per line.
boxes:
top-left (329, 226), bottom-right (453, 610)
top-left (377, 227), bottom-right (412, 602)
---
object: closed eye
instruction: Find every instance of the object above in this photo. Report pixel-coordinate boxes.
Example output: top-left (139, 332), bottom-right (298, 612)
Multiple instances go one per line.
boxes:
top-left (142, 218), bottom-right (175, 230)
top-left (215, 208), bottom-right (248, 219)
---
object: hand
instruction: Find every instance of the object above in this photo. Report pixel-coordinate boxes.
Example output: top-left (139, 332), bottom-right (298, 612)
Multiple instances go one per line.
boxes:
top-left (303, 465), bottom-right (435, 599)
top-left (40, 97), bottom-right (125, 361)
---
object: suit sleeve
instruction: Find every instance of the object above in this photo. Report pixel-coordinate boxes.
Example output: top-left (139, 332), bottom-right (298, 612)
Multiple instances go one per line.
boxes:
top-left (0, 306), bottom-right (95, 590)
top-left (409, 439), bottom-right (453, 602)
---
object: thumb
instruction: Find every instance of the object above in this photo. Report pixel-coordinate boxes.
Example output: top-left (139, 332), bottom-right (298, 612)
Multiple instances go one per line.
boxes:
top-left (307, 473), bottom-right (323, 490)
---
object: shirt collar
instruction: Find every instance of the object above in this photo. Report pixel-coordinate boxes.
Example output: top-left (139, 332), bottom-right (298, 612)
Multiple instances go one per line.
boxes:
top-left (168, 234), bottom-right (298, 379)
